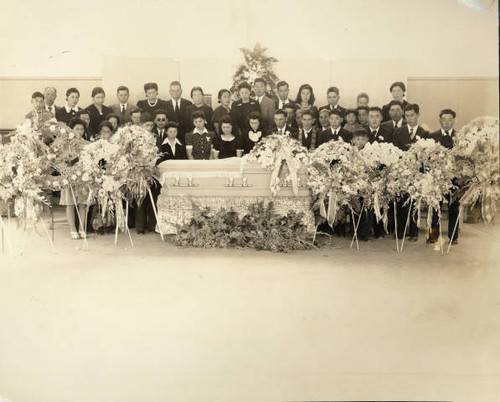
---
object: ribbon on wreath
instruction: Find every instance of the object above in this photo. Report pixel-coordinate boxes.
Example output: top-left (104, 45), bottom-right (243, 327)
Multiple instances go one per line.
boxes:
top-left (319, 190), bottom-right (338, 226)
top-left (460, 177), bottom-right (497, 224)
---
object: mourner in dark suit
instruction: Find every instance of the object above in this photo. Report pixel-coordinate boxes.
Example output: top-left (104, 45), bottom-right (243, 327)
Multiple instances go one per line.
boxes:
top-left (319, 86), bottom-right (346, 117)
top-left (135, 109), bottom-right (168, 235)
top-left (382, 81), bottom-right (409, 122)
top-left (230, 82), bottom-right (260, 133)
top-left (292, 110), bottom-right (321, 150)
top-left (151, 109), bottom-right (169, 149)
top-left (55, 87), bottom-right (82, 124)
top-left (275, 80), bottom-right (297, 110)
top-left (428, 109), bottom-right (460, 245)
top-left (271, 109), bottom-right (297, 136)
top-left (136, 82), bottom-right (169, 117)
top-left (86, 87), bottom-right (113, 136)
top-left (393, 104), bottom-right (429, 241)
top-left (380, 100), bottom-right (407, 134)
top-left (158, 122), bottom-right (187, 163)
top-left (164, 81), bottom-right (192, 140)
top-left (366, 106), bottom-right (393, 143)
top-left (318, 109), bottom-right (351, 145)
top-left (110, 86), bottom-right (136, 125)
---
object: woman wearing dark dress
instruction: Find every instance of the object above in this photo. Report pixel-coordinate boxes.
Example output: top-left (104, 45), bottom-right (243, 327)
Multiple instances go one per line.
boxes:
top-left (184, 86), bottom-right (214, 132)
top-left (86, 87), bottom-right (113, 136)
top-left (295, 83), bottom-right (319, 122)
top-left (212, 89), bottom-right (232, 135)
top-left (212, 116), bottom-right (244, 159)
top-left (381, 81), bottom-right (409, 122)
top-left (241, 111), bottom-right (268, 154)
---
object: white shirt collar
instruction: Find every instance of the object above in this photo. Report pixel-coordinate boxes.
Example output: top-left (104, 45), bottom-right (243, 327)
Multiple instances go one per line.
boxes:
top-left (45, 104), bottom-right (55, 112)
top-left (65, 105), bottom-right (79, 113)
top-left (120, 103), bottom-right (127, 109)
top-left (441, 128), bottom-right (452, 136)
top-left (331, 127), bottom-right (340, 135)
top-left (194, 128), bottom-right (208, 135)
top-left (393, 118), bottom-right (403, 127)
top-left (279, 99), bottom-right (289, 108)
top-left (303, 128), bottom-right (312, 137)
top-left (172, 98), bottom-right (180, 107)
top-left (369, 126), bottom-right (379, 133)
top-left (408, 124), bottom-right (418, 132)
top-left (162, 137), bottom-right (182, 146)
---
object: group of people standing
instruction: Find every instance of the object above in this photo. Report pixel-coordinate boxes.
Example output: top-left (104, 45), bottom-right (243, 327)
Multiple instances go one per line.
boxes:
top-left (24, 79), bottom-right (459, 245)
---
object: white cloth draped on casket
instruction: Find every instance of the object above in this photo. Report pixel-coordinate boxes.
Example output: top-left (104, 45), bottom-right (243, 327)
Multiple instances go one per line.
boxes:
top-left (156, 157), bottom-right (243, 186)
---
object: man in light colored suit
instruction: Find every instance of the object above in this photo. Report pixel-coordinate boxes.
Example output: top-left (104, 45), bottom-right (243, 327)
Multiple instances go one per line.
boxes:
top-left (253, 78), bottom-right (276, 130)
top-left (110, 86), bottom-right (136, 125)
top-left (44, 87), bottom-right (59, 116)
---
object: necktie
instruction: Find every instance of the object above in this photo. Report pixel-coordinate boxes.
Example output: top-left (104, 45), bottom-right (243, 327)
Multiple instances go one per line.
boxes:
top-left (121, 105), bottom-right (125, 114)
top-left (409, 127), bottom-right (414, 136)
top-left (372, 130), bottom-right (377, 137)
top-left (394, 122), bottom-right (397, 129)
top-left (444, 130), bottom-right (449, 136)
top-left (48, 106), bottom-right (52, 113)
top-left (333, 130), bottom-right (337, 137)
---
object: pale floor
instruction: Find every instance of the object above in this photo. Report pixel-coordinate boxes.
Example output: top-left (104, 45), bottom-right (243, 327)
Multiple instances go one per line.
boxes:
top-left (0, 208), bottom-right (499, 402)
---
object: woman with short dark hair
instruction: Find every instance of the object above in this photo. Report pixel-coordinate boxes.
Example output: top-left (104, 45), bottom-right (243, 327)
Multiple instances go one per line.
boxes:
top-left (382, 81), bottom-right (409, 122)
top-left (86, 87), bottom-right (113, 135)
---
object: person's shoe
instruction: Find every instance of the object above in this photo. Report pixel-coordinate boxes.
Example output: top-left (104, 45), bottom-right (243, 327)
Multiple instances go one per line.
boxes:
top-left (427, 238), bottom-right (437, 244)
top-left (410, 236), bottom-right (418, 242)
top-left (70, 231), bottom-right (79, 240)
top-left (137, 230), bottom-right (145, 235)
top-left (451, 239), bottom-right (458, 245)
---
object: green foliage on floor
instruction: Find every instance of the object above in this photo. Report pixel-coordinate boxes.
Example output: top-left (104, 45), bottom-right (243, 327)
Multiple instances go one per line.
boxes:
top-left (174, 201), bottom-right (312, 253)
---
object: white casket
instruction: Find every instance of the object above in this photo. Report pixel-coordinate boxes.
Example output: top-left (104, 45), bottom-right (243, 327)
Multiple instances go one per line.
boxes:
top-left (156, 157), bottom-right (315, 234)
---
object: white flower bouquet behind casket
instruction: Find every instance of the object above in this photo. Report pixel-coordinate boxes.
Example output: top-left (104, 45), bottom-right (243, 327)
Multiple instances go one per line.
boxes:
top-left (243, 134), bottom-right (310, 196)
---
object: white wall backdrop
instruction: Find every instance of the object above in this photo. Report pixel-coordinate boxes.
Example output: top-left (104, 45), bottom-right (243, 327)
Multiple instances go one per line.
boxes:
top-left (1, 0), bottom-right (498, 78)
top-left (0, 0), bottom-right (498, 129)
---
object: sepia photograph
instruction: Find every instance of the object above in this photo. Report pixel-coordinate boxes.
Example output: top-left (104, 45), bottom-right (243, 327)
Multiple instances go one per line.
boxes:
top-left (0, 0), bottom-right (499, 401)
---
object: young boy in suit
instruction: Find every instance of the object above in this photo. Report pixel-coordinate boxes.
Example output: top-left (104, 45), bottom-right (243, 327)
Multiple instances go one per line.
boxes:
top-left (25, 92), bottom-right (53, 131)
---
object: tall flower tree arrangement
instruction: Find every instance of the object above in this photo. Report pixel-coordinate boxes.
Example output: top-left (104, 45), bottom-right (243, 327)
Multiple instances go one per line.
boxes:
top-left (231, 42), bottom-right (279, 97)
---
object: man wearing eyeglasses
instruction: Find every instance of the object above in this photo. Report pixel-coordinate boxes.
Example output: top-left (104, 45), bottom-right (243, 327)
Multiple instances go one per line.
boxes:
top-left (152, 109), bottom-right (169, 148)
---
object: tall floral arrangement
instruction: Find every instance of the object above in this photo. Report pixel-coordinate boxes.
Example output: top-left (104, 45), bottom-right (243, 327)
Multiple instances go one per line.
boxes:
top-left (231, 42), bottom-right (279, 96)
top-left (42, 122), bottom-right (89, 193)
top-left (405, 138), bottom-right (456, 227)
top-left (78, 139), bottom-right (124, 218)
top-left (0, 121), bottom-right (49, 228)
top-left (243, 134), bottom-right (309, 196)
top-left (452, 116), bottom-right (499, 223)
top-left (358, 142), bottom-right (404, 230)
top-left (307, 140), bottom-right (366, 225)
top-left (109, 125), bottom-right (159, 207)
